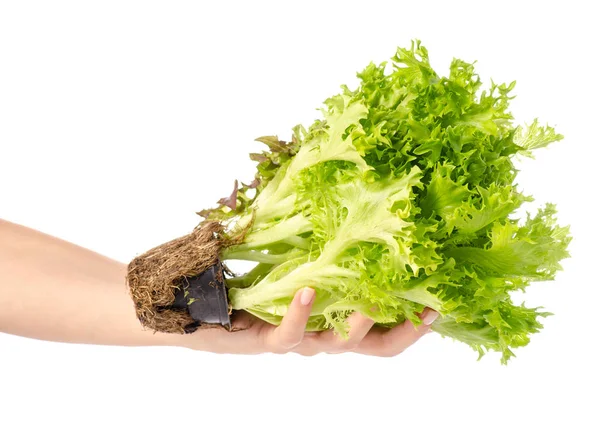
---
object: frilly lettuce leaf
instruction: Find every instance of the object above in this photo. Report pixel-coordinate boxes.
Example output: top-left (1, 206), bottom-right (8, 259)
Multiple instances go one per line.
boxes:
top-left (200, 40), bottom-right (570, 363)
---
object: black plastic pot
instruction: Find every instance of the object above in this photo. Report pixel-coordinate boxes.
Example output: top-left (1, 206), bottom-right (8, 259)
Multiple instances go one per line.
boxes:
top-left (172, 261), bottom-right (232, 331)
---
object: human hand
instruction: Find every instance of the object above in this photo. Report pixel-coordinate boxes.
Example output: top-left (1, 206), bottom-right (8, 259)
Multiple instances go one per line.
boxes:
top-left (179, 287), bottom-right (438, 356)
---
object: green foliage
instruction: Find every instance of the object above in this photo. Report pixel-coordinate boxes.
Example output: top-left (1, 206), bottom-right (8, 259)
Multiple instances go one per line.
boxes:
top-left (201, 41), bottom-right (570, 363)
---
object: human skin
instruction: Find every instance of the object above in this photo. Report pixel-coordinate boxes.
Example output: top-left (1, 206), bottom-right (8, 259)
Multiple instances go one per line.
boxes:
top-left (0, 219), bottom-right (438, 356)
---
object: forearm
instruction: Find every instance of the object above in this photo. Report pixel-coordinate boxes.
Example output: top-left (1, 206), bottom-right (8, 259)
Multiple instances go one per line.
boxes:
top-left (0, 219), bottom-right (182, 347)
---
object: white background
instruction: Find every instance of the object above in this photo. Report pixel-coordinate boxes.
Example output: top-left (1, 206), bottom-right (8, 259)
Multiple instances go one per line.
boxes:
top-left (1, 1), bottom-right (598, 433)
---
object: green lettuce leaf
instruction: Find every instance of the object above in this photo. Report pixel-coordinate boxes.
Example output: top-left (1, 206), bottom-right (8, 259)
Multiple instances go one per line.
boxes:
top-left (202, 40), bottom-right (570, 363)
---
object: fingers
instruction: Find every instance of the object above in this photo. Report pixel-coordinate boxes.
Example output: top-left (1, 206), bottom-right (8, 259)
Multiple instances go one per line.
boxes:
top-left (263, 290), bottom-right (438, 358)
top-left (355, 308), bottom-right (439, 357)
top-left (265, 287), bottom-right (315, 353)
top-left (320, 312), bottom-right (375, 353)
top-left (293, 312), bottom-right (375, 356)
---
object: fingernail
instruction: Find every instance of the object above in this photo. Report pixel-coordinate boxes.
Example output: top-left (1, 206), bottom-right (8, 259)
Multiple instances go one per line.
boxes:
top-left (422, 310), bottom-right (439, 325)
top-left (300, 287), bottom-right (315, 306)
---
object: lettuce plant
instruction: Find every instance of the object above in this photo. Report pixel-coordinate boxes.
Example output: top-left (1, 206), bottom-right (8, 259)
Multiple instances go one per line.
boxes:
top-left (200, 41), bottom-right (570, 363)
